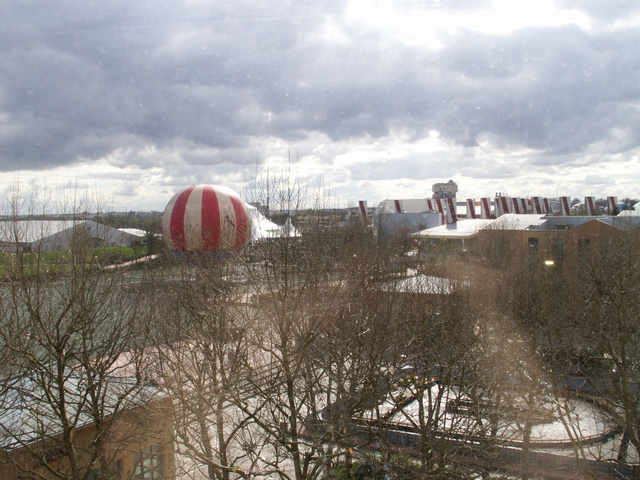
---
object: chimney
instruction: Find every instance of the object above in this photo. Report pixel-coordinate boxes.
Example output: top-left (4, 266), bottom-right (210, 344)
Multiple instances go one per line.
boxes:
top-left (531, 196), bottom-right (544, 214)
top-left (435, 198), bottom-right (446, 225)
top-left (446, 197), bottom-right (458, 224)
top-left (495, 196), bottom-right (511, 217)
top-left (358, 201), bottom-right (369, 226)
top-left (426, 198), bottom-right (434, 212)
top-left (512, 197), bottom-right (521, 215)
top-left (520, 198), bottom-right (528, 214)
top-left (466, 199), bottom-right (476, 219)
top-left (584, 196), bottom-right (597, 216)
top-left (494, 197), bottom-right (503, 217)
top-left (480, 198), bottom-right (492, 219)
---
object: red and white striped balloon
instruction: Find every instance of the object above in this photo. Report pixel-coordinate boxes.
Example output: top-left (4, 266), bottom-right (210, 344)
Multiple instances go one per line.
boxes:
top-left (162, 185), bottom-right (250, 252)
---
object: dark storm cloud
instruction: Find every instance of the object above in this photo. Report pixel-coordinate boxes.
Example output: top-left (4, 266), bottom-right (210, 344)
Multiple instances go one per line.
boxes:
top-left (1, 0), bottom-right (639, 179)
top-left (429, 26), bottom-right (640, 157)
top-left (253, 20), bottom-right (640, 166)
top-left (0, 0), bottom-right (346, 171)
top-left (254, 29), bottom-right (443, 141)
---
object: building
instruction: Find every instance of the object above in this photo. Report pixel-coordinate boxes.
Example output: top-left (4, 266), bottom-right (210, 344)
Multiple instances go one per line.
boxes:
top-left (374, 199), bottom-right (443, 237)
top-left (412, 212), bottom-right (640, 266)
top-left (412, 218), bottom-right (495, 250)
top-left (0, 220), bottom-right (146, 252)
top-left (0, 369), bottom-right (175, 480)
top-left (432, 180), bottom-right (458, 199)
top-left (372, 182), bottom-right (464, 237)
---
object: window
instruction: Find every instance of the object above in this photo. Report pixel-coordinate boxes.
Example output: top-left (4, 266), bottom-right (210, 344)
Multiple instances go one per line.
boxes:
top-left (577, 238), bottom-right (591, 254)
top-left (134, 444), bottom-right (164, 480)
top-left (528, 237), bottom-right (539, 253)
top-left (552, 237), bottom-right (564, 256)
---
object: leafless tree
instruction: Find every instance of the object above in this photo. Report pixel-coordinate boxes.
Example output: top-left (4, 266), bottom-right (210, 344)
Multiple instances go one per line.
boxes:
top-left (147, 255), bottom-right (264, 480)
top-left (232, 171), bottom-right (402, 480)
top-left (573, 229), bottom-right (640, 465)
top-left (0, 195), bottom-right (166, 480)
top-left (468, 226), bottom-right (626, 480)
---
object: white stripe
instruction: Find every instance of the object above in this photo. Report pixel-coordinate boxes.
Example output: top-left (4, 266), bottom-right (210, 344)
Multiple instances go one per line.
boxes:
top-left (184, 185), bottom-right (204, 251)
top-left (162, 191), bottom-right (180, 249)
top-left (216, 190), bottom-right (236, 250)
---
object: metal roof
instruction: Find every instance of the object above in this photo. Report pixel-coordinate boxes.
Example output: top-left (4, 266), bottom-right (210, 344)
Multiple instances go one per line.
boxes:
top-left (0, 220), bottom-right (143, 245)
top-left (0, 220), bottom-right (84, 244)
top-left (0, 366), bottom-right (161, 451)
top-left (487, 214), bottom-right (547, 230)
top-left (412, 219), bottom-right (494, 239)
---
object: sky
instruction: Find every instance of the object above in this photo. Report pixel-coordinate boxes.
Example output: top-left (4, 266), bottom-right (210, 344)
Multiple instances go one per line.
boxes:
top-left (1, 0), bottom-right (639, 212)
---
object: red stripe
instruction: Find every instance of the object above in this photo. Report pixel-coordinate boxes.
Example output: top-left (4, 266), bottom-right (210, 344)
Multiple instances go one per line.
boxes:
top-left (230, 195), bottom-right (248, 248)
top-left (467, 199), bottom-right (476, 218)
top-left (512, 198), bottom-right (520, 214)
top-left (501, 197), bottom-right (509, 214)
top-left (446, 197), bottom-right (457, 223)
top-left (202, 185), bottom-right (221, 250)
top-left (481, 198), bottom-right (489, 218)
top-left (169, 186), bottom-right (195, 251)
top-left (533, 197), bottom-right (541, 214)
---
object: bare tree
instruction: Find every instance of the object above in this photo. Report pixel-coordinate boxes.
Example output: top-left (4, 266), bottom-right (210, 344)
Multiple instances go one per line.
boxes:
top-left (574, 229), bottom-right (640, 465)
top-left (148, 255), bottom-right (263, 480)
top-left (468, 225), bottom-right (625, 480)
top-left (0, 188), bottom-right (169, 480)
top-left (233, 170), bottom-right (395, 480)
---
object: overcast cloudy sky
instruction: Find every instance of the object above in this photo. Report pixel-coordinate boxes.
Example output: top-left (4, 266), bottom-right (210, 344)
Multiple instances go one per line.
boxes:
top-left (1, 0), bottom-right (639, 211)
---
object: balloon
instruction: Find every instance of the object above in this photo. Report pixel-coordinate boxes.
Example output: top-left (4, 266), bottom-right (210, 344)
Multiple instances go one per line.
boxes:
top-left (162, 185), bottom-right (250, 253)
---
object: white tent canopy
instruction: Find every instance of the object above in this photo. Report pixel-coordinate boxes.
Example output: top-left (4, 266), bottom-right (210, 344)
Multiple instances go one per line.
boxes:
top-left (247, 205), bottom-right (300, 241)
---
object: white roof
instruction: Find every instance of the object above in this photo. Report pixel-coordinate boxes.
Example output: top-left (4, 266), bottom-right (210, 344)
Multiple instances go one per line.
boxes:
top-left (487, 214), bottom-right (547, 230)
top-left (0, 220), bottom-right (143, 246)
top-left (0, 220), bottom-right (149, 254)
top-left (617, 209), bottom-right (640, 216)
top-left (412, 214), bottom-right (550, 239)
top-left (412, 219), bottom-right (494, 239)
top-left (118, 228), bottom-right (148, 237)
top-left (0, 367), bottom-right (160, 451)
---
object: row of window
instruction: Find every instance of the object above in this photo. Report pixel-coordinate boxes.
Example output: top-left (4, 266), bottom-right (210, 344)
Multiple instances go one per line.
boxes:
top-left (528, 237), bottom-right (566, 254)
top-left (528, 236), bottom-right (594, 255)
